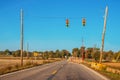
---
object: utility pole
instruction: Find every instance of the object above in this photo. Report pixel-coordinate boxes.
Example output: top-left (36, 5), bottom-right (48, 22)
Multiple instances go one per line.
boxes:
top-left (99, 6), bottom-right (108, 63)
top-left (93, 44), bottom-right (96, 54)
top-left (82, 37), bottom-right (84, 47)
top-left (116, 52), bottom-right (120, 62)
top-left (93, 44), bottom-right (96, 61)
top-left (81, 37), bottom-right (85, 62)
top-left (20, 9), bottom-right (24, 66)
top-left (27, 43), bottom-right (29, 59)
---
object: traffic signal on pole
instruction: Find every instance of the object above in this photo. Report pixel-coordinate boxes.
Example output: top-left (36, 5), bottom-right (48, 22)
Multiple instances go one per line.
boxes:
top-left (82, 18), bottom-right (86, 26)
top-left (66, 19), bottom-right (69, 27)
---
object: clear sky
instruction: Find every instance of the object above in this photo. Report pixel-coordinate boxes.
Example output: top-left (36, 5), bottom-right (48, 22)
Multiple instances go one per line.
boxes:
top-left (0, 0), bottom-right (120, 52)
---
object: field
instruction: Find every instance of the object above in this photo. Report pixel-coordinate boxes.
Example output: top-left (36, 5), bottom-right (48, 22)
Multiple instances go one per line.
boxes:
top-left (0, 59), bottom-right (42, 69)
top-left (103, 62), bottom-right (120, 70)
top-left (0, 57), bottom-right (61, 75)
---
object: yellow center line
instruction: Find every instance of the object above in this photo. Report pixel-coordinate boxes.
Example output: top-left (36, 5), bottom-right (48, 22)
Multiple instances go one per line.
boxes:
top-left (51, 70), bottom-right (57, 75)
top-left (51, 65), bottom-right (64, 75)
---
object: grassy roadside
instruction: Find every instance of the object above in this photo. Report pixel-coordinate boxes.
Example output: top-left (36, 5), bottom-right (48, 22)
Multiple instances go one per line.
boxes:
top-left (82, 62), bottom-right (120, 80)
top-left (0, 59), bottom-right (62, 75)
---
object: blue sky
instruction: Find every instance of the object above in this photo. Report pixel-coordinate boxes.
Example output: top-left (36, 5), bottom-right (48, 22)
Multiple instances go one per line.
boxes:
top-left (0, 0), bottom-right (120, 52)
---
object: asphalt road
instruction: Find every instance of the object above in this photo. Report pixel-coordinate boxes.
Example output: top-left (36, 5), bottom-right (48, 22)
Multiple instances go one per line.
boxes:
top-left (0, 60), bottom-right (109, 80)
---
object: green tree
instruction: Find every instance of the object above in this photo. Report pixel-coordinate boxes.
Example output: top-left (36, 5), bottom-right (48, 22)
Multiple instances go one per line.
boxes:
top-left (44, 51), bottom-right (49, 59)
top-left (23, 51), bottom-right (27, 57)
top-left (12, 50), bottom-right (20, 57)
top-left (48, 51), bottom-right (54, 58)
top-left (4, 49), bottom-right (11, 55)
top-left (61, 50), bottom-right (70, 58)
top-left (72, 48), bottom-right (80, 57)
top-left (103, 50), bottom-right (113, 61)
top-left (55, 50), bottom-right (62, 58)
top-left (116, 51), bottom-right (120, 62)
top-left (86, 48), bottom-right (93, 58)
top-left (94, 51), bottom-right (100, 61)
top-left (113, 51), bottom-right (120, 62)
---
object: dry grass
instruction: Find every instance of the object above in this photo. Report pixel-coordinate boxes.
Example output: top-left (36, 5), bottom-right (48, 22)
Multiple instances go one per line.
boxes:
top-left (103, 62), bottom-right (120, 70)
top-left (0, 59), bottom-right (42, 68)
top-left (0, 57), bottom-right (62, 75)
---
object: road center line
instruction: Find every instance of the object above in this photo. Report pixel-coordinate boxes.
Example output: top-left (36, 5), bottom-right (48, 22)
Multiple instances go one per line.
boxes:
top-left (51, 70), bottom-right (57, 75)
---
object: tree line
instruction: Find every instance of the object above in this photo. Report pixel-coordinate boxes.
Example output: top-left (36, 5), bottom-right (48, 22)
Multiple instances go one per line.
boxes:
top-left (0, 49), bottom-right (71, 59)
top-left (72, 47), bottom-right (120, 62)
top-left (0, 48), bottom-right (120, 61)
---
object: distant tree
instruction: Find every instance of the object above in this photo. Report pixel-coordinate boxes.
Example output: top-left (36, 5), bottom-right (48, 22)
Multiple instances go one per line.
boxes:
top-left (72, 48), bottom-right (80, 57)
top-left (0, 51), bottom-right (5, 55)
top-left (12, 50), bottom-right (20, 57)
top-left (23, 51), bottom-right (27, 57)
top-left (94, 51), bottom-right (100, 61)
top-left (103, 50), bottom-right (113, 61)
top-left (44, 51), bottom-right (49, 59)
top-left (29, 52), bottom-right (34, 57)
top-left (4, 49), bottom-right (11, 55)
top-left (0, 49), bottom-right (12, 55)
top-left (116, 51), bottom-right (120, 61)
top-left (113, 51), bottom-right (120, 61)
top-left (61, 50), bottom-right (71, 58)
top-left (86, 48), bottom-right (93, 58)
top-left (48, 51), bottom-right (54, 58)
top-left (55, 50), bottom-right (62, 58)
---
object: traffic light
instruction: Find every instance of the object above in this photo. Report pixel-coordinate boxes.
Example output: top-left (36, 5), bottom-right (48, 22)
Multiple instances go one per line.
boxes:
top-left (66, 19), bottom-right (69, 27)
top-left (82, 18), bottom-right (86, 26)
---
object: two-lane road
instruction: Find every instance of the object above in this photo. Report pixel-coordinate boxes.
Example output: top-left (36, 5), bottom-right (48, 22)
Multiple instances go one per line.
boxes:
top-left (0, 60), bottom-right (109, 80)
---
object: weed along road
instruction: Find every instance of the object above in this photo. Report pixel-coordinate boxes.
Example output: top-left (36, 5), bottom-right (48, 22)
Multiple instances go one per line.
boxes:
top-left (0, 61), bottom-right (109, 80)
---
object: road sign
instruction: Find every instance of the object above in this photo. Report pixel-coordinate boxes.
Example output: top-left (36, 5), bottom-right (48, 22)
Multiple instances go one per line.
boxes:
top-left (34, 52), bottom-right (38, 57)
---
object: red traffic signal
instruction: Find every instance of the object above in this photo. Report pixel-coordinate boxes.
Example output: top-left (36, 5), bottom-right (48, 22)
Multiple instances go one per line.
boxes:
top-left (66, 19), bottom-right (69, 27)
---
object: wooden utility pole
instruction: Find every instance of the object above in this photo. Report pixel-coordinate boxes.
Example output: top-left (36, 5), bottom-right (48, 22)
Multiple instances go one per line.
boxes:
top-left (82, 37), bottom-right (84, 47)
top-left (20, 9), bottom-right (24, 66)
top-left (27, 43), bottom-right (29, 59)
top-left (116, 52), bottom-right (120, 62)
top-left (81, 37), bottom-right (85, 62)
top-left (99, 6), bottom-right (108, 63)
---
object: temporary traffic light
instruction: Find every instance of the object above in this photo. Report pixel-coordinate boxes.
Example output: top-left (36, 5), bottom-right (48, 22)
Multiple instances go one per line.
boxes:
top-left (82, 18), bottom-right (86, 26)
top-left (66, 19), bottom-right (69, 27)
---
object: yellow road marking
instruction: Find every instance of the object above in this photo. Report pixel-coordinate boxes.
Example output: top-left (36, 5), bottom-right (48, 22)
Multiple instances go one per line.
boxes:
top-left (51, 70), bottom-right (57, 75)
